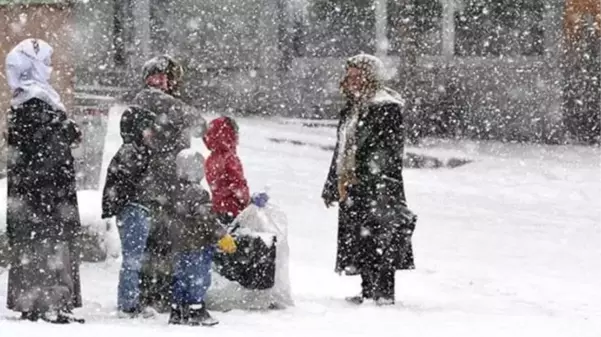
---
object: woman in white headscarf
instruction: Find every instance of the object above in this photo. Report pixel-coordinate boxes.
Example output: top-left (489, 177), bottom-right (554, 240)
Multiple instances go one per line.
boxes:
top-left (4, 38), bottom-right (84, 323)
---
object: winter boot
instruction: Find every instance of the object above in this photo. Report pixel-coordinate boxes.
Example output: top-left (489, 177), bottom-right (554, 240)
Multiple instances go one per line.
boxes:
top-left (345, 292), bottom-right (368, 305)
top-left (118, 306), bottom-right (157, 319)
top-left (375, 297), bottom-right (395, 306)
top-left (346, 272), bottom-right (375, 305)
top-left (168, 305), bottom-right (187, 325)
top-left (41, 310), bottom-right (85, 324)
top-left (20, 311), bottom-right (41, 322)
top-left (187, 303), bottom-right (219, 326)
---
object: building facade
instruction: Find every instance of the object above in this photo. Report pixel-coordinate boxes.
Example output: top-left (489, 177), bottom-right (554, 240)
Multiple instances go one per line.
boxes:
top-left (1, 0), bottom-right (599, 144)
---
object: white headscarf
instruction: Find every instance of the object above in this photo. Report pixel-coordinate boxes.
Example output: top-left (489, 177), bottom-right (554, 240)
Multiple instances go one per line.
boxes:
top-left (4, 38), bottom-right (65, 111)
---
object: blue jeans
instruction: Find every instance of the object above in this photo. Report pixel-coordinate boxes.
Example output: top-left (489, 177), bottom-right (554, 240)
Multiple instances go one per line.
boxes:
top-left (171, 247), bottom-right (215, 306)
top-left (117, 204), bottom-right (151, 311)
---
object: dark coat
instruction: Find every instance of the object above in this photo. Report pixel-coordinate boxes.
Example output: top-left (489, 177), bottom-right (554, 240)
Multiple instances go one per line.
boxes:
top-left (101, 143), bottom-right (151, 219)
top-left (6, 98), bottom-right (82, 312)
top-left (130, 88), bottom-right (205, 311)
top-left (322, 97), bottom-right (416, 274)
top-left (130, 88), bottom-right (201, 213)
top-left (170, 180), bottom-right (226, 252)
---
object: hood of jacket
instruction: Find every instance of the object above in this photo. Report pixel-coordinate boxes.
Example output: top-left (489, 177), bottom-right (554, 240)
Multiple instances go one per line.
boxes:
top-left (203, 117), bottom-right (238, 153)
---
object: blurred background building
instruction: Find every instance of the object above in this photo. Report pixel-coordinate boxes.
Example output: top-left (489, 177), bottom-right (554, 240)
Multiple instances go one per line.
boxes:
top-left (0, 0), bottom-right (599, 145)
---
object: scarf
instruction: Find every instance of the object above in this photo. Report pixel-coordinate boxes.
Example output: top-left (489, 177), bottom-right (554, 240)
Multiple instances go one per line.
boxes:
top-left (336, 54), bottom-right (386, 201)
top-left (4, 38), bottom-right (65, 111)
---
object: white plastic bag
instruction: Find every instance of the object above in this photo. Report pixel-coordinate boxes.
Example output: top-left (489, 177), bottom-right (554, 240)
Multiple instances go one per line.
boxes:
top-left (206, 203), bottom-right (293, 311)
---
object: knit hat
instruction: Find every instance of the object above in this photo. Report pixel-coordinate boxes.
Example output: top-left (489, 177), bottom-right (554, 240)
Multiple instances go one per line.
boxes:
top-left (176, 149), bottom-right (205, 183)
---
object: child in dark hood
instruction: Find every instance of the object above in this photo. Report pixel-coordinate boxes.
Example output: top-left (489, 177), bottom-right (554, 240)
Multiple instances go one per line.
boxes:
top-left (168, 149), bottom-right (236, 326)
top-left (203, 117), bottom-right (251, 223)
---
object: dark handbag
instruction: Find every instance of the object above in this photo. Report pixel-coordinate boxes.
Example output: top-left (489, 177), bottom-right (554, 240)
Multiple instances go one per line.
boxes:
top-left (213, 233), bottom-right (277, 290)
top-left (371, 201), bottom-right (417, 245)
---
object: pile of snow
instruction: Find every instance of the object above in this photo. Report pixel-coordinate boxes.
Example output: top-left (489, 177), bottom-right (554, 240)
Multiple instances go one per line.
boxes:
top-left (0, 180), bottom-right (121, 262)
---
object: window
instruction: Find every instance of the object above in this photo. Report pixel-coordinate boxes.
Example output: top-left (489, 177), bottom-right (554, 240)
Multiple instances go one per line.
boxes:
top-left (304, 0), bottom-right (376, 57)
top-left (112, 0), bottom-right (133, 67)
top-left (454, 0), bottom-right (544, 57)
top-left (387, 0), bottom-right (443, 56)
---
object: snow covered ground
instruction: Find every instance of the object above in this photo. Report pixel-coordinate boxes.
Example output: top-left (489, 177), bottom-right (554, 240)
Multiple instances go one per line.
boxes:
top-left (1, 107), bottom-right (600, 336)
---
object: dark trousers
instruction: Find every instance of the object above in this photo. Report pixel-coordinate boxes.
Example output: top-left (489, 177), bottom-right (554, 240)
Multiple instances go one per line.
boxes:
top-left (361, 267), bottom-right (395, 300)
top-left (359, 227), bottom-right (396, 300)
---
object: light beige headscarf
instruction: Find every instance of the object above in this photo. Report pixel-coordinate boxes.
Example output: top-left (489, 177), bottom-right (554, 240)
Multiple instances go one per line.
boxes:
top-left (336, 54), bottom-right (386, 202)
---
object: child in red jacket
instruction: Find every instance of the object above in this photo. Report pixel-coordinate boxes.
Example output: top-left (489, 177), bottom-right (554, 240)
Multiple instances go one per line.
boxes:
top-left (203, 117), bottom-right (251, 224)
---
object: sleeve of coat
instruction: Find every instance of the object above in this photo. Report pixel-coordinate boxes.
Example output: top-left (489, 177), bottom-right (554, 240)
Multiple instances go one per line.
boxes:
top-left (101, 145), bottom-right (148, 218)
top-left (321, 120), bottom-right (343, 203)
top-left (226, 155), bottom-right (251, 207)
top-left (62, 118), bottom-right (82, 148)
top-left (378, 103), bottom-right (407, 204)
top-left (185, 186), bottom-right (228, 243)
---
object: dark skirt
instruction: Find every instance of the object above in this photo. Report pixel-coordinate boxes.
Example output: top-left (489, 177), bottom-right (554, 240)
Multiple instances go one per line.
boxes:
top-left (335, 193), bottom-right (416, 275)
top-left (6, 238), bottom-right (82, 312)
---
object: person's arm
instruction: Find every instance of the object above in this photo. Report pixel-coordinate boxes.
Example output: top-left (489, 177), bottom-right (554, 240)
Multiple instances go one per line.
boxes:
top-left (226, 155), bottom-right (251, 208)
top-left (187, 186), bottom-right (235, 252)
top-left (321, 116), bottom-right (346, 206)
top-left (378, 103), bottom-right (407, 203)
top-left (101, 145), bottom-right (148, 218)
top-left (62, 118), bottom-right (83, 148)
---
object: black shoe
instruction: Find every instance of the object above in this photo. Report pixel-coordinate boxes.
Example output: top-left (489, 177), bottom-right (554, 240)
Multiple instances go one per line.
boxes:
top-left (168, 305), bottom-right (187, 325)
top-left (187, 304), bottom-right (219, 326)
top-left (345, 290), bottom-right (374, 305)
top-left (41, 310), bottom-right (85, 324)
top-left (20, 311), bottom-right (41, 322)
top-left (118, 306), bottom-right (157, 319)
top-left (375, 297), bottom-right (395, 306)
top-left (344, 294), bottom-right (365, 305)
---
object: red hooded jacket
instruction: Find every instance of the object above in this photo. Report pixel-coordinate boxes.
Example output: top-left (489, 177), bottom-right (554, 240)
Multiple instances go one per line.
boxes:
top-left (203, 117), bottom-right (250, 218)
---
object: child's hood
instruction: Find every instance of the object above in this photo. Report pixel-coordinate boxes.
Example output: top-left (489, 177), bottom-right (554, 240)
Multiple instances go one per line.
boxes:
top-left (176, 149), bottom-right (205, 182)
top-left (203, 116), bottom-right (238, 153)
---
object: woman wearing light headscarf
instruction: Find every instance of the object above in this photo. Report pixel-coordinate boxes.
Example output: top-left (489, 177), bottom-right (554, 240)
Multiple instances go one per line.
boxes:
top-left (322, 54), bottom-right (417, 306)
top-left (4, 38), bottom-right (84, 323)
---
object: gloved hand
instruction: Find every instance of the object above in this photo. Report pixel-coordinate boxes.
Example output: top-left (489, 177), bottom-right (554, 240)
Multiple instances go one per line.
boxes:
top-left (64, 119), bottom-right (83, 148)
top-left (217, 234), bottom-right (237, 254)
top-left (251, 192), bottom-right (270, 208)
top-left (337, 172), bottom-right (358, 203)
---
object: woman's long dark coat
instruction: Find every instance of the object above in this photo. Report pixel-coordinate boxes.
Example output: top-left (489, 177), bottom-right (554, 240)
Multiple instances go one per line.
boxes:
top-left (5, 98), bottom-right (82, 311)
top-left (322, 100), bottom-right (415, 275)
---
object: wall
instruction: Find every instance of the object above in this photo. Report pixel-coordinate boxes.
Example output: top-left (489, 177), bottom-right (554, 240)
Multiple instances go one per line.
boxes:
top-left (0, 4), bottom-right (74, 174)
top-left (0, 4), bottom-right (74, 112)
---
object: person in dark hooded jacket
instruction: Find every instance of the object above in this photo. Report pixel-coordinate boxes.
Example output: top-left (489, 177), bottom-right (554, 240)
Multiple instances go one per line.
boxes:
top-left (101, 55), bottom-right (206, 316)
top-left (101, 107), bottom-right (156, 317)
top-left (4, 38), bottom-right (84, 323)
top-left (131, 55), bottom-right (207, 313)
top-left (322, 54), bottom-right (417, 306)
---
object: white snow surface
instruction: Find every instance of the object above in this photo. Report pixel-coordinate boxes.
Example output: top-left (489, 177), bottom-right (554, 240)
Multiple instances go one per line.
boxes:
top-left (1, 106), bottom-right (600, 336)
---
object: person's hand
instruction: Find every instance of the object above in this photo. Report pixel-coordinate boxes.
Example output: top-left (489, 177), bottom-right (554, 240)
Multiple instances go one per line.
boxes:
top-left (323, 196), bottom-right (336, 208)
top-left (337, 173), bottom-right (357, 203)
top-left (64, 119), bottom-right (83, 148)
top-left (251, 192), bottom-right (269, 208)
top-left (217, 234), bottom-right (237, 254)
